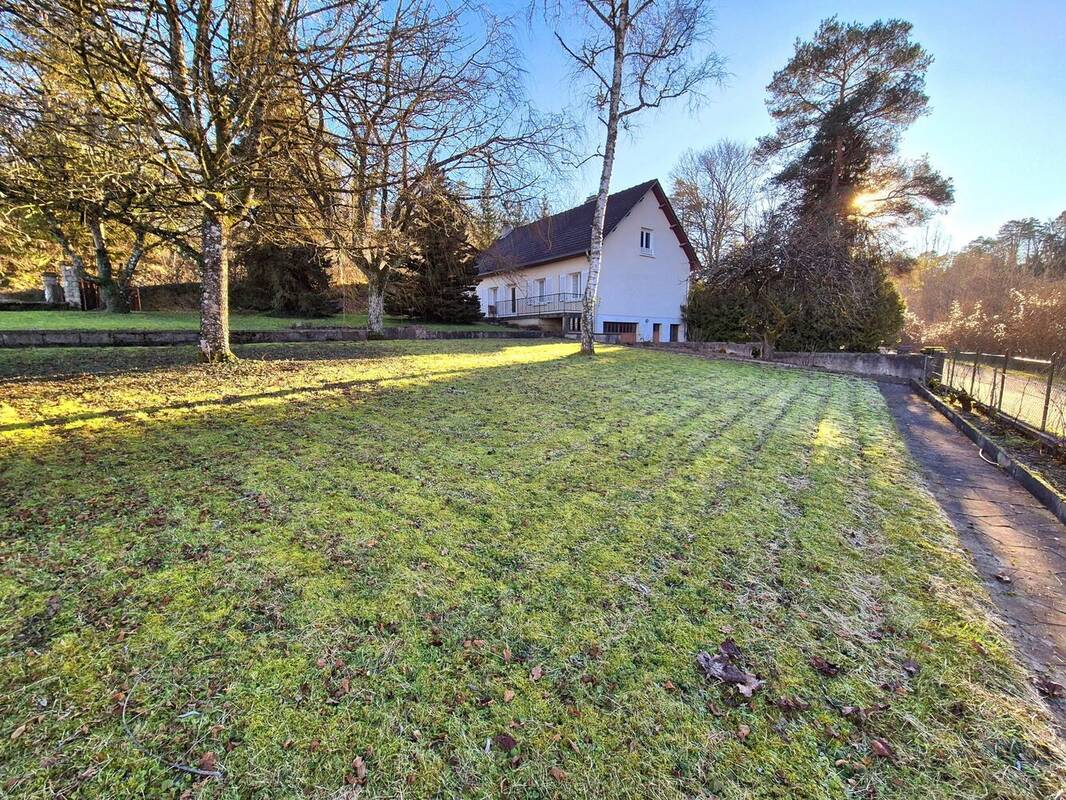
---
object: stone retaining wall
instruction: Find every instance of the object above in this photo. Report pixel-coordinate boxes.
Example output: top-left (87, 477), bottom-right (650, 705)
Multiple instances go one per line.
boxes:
top-left (646, 341), bottom-right (942, 384)
top-left (0, 326), bottom-right (550, 348)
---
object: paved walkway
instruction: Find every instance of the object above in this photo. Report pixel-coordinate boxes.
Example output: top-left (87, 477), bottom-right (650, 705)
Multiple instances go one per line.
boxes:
top-left (880, 383), bottom-right (1066, 731)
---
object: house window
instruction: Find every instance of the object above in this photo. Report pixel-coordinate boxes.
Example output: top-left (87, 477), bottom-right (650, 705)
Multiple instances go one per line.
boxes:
top-left (489, 286), bottom-right (498, 306)
top-left (536, 278), bottom-right (546, 300)
top-left (603, 321), bottom-right (638, 334)
top-left (568, 271), bottom-right (581, 297)
top-left (639, 228), bottom-right (654, 254)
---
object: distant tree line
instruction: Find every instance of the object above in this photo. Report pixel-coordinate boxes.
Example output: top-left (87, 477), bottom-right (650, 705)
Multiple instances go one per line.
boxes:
top-left (899, 212), bottom-right (1066, 358)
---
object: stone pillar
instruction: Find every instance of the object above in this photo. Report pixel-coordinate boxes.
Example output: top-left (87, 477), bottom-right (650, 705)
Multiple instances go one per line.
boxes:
top-left (59, 264), bottom-right (81, 308)
top-left (42, 272), bottom-right (61, 304)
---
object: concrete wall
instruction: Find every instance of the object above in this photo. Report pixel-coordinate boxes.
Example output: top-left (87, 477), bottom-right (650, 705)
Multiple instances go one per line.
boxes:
top-left (646, 340), bottom-right (939, 384)
top-left (475, 188), bottom-right (691, 342)
top-left (0, 326), bottom-right (551, 349)
top-left (773, 351), bottom-right (935, 383)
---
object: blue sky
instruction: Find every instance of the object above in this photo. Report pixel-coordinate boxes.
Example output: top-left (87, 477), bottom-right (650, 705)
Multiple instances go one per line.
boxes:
top-left (508, 0), bottom-right (1066, 251)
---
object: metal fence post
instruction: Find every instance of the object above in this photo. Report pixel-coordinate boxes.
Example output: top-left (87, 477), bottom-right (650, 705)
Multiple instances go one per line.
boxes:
top-left (1042, 352), bottom-right (1058, 432)
top-left (970, 351), bottom-right (980, 397)
top-left (998, 352), bottom-right (1009, 412)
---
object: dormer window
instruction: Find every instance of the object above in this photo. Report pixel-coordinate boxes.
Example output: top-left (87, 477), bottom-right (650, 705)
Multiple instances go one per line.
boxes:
top-left (639, 228), bottom-right (654, 255)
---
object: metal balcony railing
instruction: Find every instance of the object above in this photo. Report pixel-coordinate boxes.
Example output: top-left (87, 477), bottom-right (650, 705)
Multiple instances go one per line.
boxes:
top-left (486, 292), bottom-right (583, 318)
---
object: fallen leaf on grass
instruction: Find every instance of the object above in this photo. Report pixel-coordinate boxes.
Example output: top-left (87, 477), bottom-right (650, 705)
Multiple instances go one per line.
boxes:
top-left (901, 659), bottom-right (921, 676)
top-left (870, 739), bottom-right (895, 759)
top-left (737, 724), bottom-right (750, 741)
top-left (549, 766), bottom-right (567, 781)
top-left (1035, 677), bottom-right (1065, 699)
top-left (494, 733), bottom-right (518, 753)
top-left (809, 656), bottom-right (840, 677)
top-left (503, 689), bottom-right (515, 703)
top-left (696, 642), bottom-right (762, 698)
top-left (198, 752), bottom-right (217, 771)
top-left (530, 665), bottom-right (543, 681)
top-left (10, 724), bottom-right (27, 740)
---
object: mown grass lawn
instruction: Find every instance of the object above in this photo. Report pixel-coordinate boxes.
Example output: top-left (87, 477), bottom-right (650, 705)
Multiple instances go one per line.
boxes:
top-left (0, 340), bottom-right (1062, 799)
top-left (0, 310), bottom-right (504, 332)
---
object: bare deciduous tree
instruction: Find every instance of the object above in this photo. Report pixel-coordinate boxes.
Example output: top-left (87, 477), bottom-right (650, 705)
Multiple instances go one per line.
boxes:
top-left (293, 3), bottom-right (566, 333)
top-left (670, 140), bottom-right (759, 271)
top-left (548, 0), bottom-right (723, 354)
top-left (13, 0), bottom-right (353, 360)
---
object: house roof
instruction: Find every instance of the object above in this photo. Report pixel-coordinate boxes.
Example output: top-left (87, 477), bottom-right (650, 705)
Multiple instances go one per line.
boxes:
top-left (476, 179), bottom-right (700, 276)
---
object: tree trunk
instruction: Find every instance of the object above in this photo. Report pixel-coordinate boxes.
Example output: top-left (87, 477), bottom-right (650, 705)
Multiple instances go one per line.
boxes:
top-left (366, 270), bottom-right (386, 335)
top-left (85, 212), bottom-right (133, 313)
top-left (580, 6), bottom-right (628, 356)
top-left (199, 207), bottom-right (234, 362)
top-left (98, 279), bottom-right (131, 313)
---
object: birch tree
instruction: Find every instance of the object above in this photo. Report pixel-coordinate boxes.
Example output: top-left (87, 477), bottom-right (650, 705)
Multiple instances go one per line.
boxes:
top-left (550, 0), bottom-right (723, 354)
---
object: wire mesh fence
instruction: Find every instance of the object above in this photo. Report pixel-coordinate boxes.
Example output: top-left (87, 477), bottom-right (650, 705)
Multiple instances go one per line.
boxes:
top-left (942, 351), bottom-right (1064, 440)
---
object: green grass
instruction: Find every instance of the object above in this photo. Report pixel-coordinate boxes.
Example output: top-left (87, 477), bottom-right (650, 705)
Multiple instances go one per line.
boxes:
top-left (1, 341), bottom-right (1063, 799)
top-left (0, 310), bottom-right (505, 332)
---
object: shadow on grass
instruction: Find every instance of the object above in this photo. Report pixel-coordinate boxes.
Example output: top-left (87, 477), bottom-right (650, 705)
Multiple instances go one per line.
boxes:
top-left (0, 340), bottom-right (629, 434)
top-left (0, 340), bottom-right (578, 385)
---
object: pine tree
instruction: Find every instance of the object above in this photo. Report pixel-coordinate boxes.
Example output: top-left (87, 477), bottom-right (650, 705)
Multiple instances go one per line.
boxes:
top-left (387, 181), bottom-right (482, 324)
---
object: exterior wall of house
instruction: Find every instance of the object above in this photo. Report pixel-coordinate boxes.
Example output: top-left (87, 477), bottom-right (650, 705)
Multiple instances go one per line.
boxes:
top-left (475, 188), bottom-right (691, 342)
top-left (596, 189), bottom-right (690, 342)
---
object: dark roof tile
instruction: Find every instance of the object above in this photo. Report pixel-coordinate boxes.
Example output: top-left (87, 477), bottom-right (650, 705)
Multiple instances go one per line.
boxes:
top-left (477, 180), bottom-right (661, 275)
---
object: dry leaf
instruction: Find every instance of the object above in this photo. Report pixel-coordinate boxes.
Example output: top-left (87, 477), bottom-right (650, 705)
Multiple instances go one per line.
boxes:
top-left (870, 739), bottom-right (895, 759)
top-left (737, 724), bottom-right (750, 741)
top-left (809, 656), bottom-right (840, 677)
top-left (695, 649), bottom-right (762, 697)
top-left (549, 766), bottom-right (568, 781)
top-left (10, 724), bottom-right (27, 740)
top-left (530, 665), bottom-right (543, 681)
top-left (494, 733), bottom-right (518, 753)
top-left (503, 689), bottom-right (515, 703)
top-left (198, 751), bottom-right (217, 771)
top-left (352, 755), bottom-right (368, 782)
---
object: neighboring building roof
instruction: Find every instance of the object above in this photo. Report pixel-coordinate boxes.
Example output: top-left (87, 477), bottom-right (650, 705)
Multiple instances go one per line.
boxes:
top-left (476, 179), bottom-right (700, 276)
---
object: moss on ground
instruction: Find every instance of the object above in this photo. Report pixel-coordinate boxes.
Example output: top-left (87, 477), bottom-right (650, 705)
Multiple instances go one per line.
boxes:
top-left (0, 340), bottom-right (1063, 799)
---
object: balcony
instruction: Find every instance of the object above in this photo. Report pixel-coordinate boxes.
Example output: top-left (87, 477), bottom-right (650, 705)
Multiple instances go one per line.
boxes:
top-left (486, 292), bottom-right (583, 319)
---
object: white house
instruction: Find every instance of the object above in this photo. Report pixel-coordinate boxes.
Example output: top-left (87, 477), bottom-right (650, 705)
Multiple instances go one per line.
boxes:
top-left (475, 179), bottom-right (699, 343)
